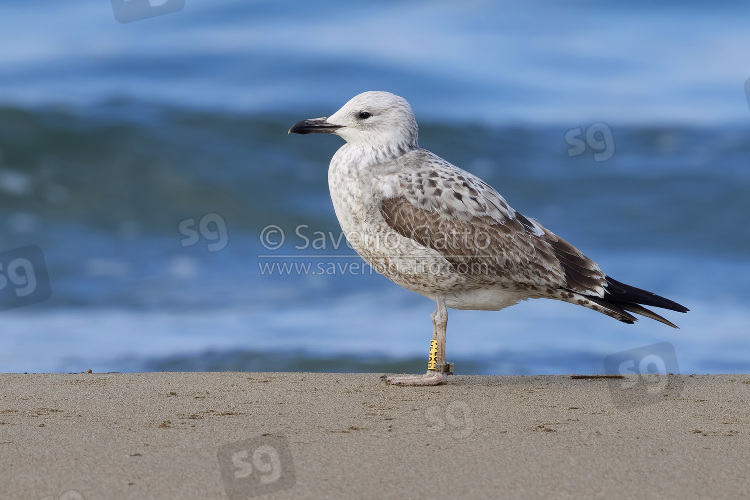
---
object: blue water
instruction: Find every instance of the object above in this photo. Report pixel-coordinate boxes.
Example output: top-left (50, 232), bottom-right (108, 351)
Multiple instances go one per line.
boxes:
top-left (0, 1), bottom-right (748, 374)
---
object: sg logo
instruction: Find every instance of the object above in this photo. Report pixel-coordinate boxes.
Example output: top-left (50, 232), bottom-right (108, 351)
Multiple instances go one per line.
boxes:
top-left (604, 342), bottom-right (683, 410)
top-left (425, 401), bottom-right (473, 438)
top-left (111, 0), bottom-right (185, 24)
top-left (218, 435), bottom-right (296, 499)
top-left (0, 246), bottom-right (52, 312)
top-left (179, 213), bottom-right (229, 252)
top-left (565, 122), bottom-right (616, 162)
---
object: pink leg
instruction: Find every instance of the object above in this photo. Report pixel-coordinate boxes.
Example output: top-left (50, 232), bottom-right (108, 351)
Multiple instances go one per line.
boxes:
top-left (383, 296), bottom-right (452, 386)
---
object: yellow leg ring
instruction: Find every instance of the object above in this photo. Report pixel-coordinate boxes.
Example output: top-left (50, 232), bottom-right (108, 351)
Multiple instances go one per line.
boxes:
top-left (427, 339), bottom-right (438, 371)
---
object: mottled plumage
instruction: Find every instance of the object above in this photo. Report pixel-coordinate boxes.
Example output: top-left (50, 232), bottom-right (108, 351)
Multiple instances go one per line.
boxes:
top-left (289, 91), bottom-right (688, 385)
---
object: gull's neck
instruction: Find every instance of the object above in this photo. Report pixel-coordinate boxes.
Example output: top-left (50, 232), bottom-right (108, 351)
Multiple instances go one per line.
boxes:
top-left (333, 142), bottom-right (418, 172)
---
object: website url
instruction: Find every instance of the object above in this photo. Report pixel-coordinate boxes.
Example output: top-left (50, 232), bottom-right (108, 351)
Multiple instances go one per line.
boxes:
top-left (258, 259), bottom-right (489, 276)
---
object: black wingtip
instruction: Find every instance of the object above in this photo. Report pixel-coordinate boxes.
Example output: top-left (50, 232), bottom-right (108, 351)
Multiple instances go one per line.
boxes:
top-left (604, 276), bottom-right (688, 313)
top-left (619, 303), bottom-right (681, 328)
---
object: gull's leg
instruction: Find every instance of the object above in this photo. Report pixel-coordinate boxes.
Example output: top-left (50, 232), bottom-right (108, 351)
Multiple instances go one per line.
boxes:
top-left (383, 296), bottom-right (452, 386)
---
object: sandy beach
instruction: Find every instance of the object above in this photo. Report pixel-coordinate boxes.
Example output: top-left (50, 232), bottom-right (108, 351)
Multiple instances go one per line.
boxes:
top-left (1, 372), bottom-right (749, 499)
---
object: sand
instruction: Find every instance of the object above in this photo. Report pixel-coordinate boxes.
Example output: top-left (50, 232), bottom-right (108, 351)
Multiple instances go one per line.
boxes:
top-left (1, 372), bottom-right (749, 499)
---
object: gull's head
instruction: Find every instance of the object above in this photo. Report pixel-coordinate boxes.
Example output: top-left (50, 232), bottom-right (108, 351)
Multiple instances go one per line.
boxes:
top-left (288, 91), bottom-right (418, 151)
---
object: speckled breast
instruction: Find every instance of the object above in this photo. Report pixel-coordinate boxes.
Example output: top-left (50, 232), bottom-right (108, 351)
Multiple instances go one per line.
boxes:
top-left (328, 156), bottom-right (462, 299)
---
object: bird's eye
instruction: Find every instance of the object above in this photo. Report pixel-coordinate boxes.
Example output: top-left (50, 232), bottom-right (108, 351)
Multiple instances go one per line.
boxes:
top-left (358, 111), bottom-right (372, 119)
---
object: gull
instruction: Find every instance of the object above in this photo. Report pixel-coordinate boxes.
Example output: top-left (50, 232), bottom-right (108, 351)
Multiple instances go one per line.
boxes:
top-left (289, 91), bottom-right (688, 386)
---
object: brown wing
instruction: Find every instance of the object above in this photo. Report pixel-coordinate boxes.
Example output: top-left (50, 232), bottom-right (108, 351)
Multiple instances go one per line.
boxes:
top-left (380, 195), bottom-right (607, 296)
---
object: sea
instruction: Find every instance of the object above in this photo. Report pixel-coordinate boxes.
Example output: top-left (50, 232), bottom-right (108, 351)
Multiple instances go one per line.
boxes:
top-left (0, 0), bottom-right (748, 375)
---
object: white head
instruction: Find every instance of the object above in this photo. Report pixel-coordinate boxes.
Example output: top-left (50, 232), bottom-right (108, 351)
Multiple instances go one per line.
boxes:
top-left (289, 91), bottom-right (419, 152)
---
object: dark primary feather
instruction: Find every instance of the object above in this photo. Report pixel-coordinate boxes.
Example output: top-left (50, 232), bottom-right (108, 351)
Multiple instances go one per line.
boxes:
top-left (603, 276), bottom-right (689, 313)
top-left (593, 276), bottom-right (689, 328)
top-left (540, 219), bottom-right (688, 328)
top-left (542, 228), bottom-right (689, 328)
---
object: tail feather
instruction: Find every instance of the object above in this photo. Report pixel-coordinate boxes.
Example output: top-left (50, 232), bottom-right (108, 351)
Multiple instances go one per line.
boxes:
top-left (583, 295), bottom-right (637, 324)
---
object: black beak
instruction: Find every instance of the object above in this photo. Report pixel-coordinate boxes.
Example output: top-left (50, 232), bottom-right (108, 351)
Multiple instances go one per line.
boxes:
top-left (288, 117), bottom-right (342, 134)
